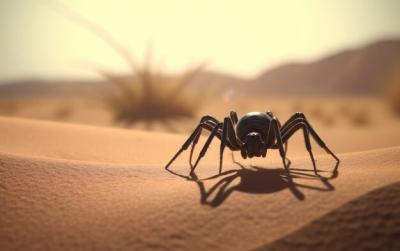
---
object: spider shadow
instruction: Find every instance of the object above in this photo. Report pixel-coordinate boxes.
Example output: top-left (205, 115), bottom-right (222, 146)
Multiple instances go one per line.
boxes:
top-left (167, 157), bottom-right (339, 207)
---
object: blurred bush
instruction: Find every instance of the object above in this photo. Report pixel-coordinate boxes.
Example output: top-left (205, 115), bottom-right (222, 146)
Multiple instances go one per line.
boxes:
top-left (384, 64), bottom-right (400, 115)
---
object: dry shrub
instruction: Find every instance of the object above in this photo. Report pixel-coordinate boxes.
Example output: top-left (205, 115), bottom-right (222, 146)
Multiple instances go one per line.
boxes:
top-left (348, 108), bottom-right (370, 127)
top-left (54, 105), bottom-right (73, 120)
top-left (101, 63), bottom-right (205, 127)
top-left (0, 101), bottom-right (20, 115)
top-left (321, 114), bottom-right (336, 127)
top-left (337, 104), bottom-right (370, 127)
top-left (309, 105), bottom-right (324, 119)
top-left (384, 64), bottom-right (400, 115)
top-left (49, 1), bottom-right (206, 129)
top-left (337, 104), bottom-right (352, 116)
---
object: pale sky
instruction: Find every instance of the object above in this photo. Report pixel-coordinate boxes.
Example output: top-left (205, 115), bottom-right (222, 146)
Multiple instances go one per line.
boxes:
top-left (0, 0), bottom-right (399, 81)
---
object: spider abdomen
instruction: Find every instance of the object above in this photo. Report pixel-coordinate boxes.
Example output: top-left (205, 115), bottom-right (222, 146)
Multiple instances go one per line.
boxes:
top-left (236, 112), bottom-right (275, 146)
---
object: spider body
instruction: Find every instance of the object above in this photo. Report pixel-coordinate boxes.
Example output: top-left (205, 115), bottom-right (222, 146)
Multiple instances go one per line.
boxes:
top-left (236, 112), bottom-right (275, 158)
top-left (166, 111), bottom-right (339, 174)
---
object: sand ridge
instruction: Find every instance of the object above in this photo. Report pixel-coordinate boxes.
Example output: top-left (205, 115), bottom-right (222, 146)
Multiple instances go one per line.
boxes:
top-left (1, 115), bottom-right (400, 166)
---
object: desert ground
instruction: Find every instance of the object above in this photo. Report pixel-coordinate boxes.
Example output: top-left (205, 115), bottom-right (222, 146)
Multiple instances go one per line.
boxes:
top-left (1, 93), bottom-right (400, 251)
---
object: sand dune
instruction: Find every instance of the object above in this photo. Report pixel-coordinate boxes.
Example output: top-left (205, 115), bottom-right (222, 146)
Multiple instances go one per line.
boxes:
top-left (1, 116), bottom-right (400, 250)
top-left (0, 116), bottom-right (184, 165)
top-left (249, 39), bottom-right (400, 95)
top-left (255, 181), bottom-right (400, 251)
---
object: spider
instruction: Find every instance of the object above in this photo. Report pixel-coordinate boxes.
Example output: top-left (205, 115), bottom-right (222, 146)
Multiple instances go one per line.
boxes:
top-left (165, 111), bottom-right (339, 174)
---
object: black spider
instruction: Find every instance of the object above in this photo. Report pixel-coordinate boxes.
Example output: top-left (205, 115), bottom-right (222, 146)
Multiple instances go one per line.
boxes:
top-left (165, 111), bottom-right (339, 174)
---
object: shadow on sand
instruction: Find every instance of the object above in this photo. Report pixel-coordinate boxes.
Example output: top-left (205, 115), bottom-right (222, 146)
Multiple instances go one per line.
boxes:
top-left (167, 156), bottom-right (339, 207)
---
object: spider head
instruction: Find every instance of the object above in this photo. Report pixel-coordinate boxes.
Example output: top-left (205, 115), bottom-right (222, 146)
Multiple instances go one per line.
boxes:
top-left (241, 132), bottom-right (267, 158)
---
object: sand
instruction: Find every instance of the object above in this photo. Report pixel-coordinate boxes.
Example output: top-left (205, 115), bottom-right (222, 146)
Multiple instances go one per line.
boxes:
top-left (1, 116), bottom-right (400, 250)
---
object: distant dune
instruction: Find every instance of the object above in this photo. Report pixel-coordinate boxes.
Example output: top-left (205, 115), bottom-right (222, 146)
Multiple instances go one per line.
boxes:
top-left (248, 39), bottom-right (400, 95)
top-left (0, 79), bottom-right (109, 99)
top-left (1, 39), bottom-right (399, 98)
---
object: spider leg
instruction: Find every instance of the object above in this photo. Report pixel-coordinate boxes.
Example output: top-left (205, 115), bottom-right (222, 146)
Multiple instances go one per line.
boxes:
top-left (192, 123), bottom-right (223, 172)
top-left (280, 112), bottom-right (307, 134)
top-left (219, 117), bottom-right (241, 173)
top-left (280, 119), bottom-right (339, 174)
top-left (190, 115), bottom-right (240, 171)
top-left (266, 112), bottom-right (289, 162)
top-left (279, 121), bottom-right (317, 173)
top-left (302, 126), bottom-right (316, 172)
top-left (276, 118), bottom-right (289, 156)
top-left (165, 123), bottom-right (204, 170)
top-left (230, 111), bottom-right (238, 125)
top-left (275, 116), bottom-right (286, 147)
top-left (304, 120), bottom-right (339, 163)
top-left (166, 116), bottom-right (220, 170)
top-left (282, 114), bottom-right (339, 163)
top-left (271, 118), bottom-right (289, 170)
top-left (277, 112), bottom-right (300, 161)
top-left (277, 120), bottom-right (291, 164)
top-left (220, 119), bottom-right (228, 173)
top-left (189, 116), bottom-right (220, 166)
